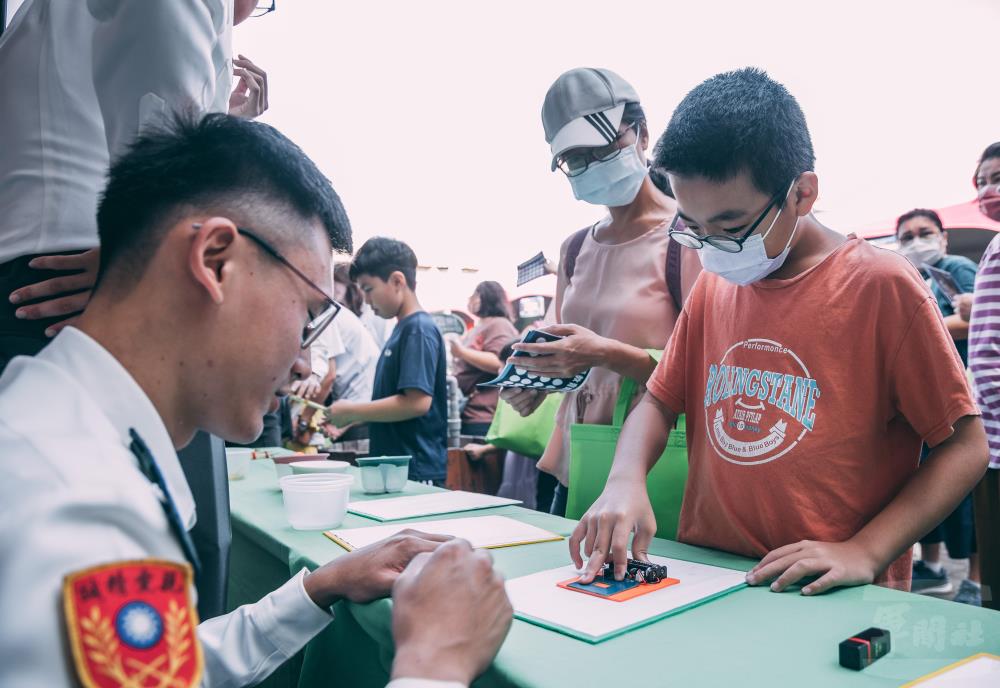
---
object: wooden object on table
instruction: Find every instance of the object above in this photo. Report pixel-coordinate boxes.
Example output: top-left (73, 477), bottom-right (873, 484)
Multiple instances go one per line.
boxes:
top-left (446, 447), bottom-right (504, 495)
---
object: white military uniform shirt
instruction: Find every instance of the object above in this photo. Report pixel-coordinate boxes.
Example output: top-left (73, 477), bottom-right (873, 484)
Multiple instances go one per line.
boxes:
top-left (0, 328), bottom-right (463, 688)
top-left (0, 0), bottom-right (233, 264)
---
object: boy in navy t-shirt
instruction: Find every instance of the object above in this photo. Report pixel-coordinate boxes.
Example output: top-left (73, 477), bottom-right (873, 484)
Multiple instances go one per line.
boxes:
top-left (327, 237), bottom-right (447, 483)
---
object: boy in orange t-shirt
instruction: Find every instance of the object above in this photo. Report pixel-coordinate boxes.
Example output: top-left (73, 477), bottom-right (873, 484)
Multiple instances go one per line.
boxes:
top-left (570, 68), bottom-right (988, 594)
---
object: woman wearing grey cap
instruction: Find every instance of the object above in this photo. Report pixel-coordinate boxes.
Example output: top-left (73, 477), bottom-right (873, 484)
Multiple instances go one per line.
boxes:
top-left (502, 67), bottom-right (700, 515)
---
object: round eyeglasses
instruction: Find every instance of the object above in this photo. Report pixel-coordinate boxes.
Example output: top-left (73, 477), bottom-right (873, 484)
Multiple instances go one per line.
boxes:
top-left (667, 184), bottom-right (791, 253)
top-left (555, 122), bottom-right (638, 178)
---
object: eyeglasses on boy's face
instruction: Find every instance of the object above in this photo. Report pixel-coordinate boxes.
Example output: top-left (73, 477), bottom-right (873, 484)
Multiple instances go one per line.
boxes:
top-left (667, 183), bottom-right (792, 254)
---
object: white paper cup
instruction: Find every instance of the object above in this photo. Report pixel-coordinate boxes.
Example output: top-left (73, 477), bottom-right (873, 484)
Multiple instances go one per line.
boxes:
top-left (279, 474), bottom-right (354, 530)
top-left (225, 448), bottom-right (253, 480)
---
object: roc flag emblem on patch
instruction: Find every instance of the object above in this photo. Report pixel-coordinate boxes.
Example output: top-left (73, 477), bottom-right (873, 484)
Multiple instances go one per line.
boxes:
top-left (62, 559), bottom-right (203, 688)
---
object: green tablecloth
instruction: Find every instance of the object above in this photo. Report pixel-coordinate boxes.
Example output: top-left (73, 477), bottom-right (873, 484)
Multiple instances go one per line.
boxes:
top-left (228, 459), bottom-right (1000, 687)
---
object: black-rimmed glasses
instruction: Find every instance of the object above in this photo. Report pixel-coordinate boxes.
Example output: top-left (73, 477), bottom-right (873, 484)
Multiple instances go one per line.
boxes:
top-left (555, 122), bottom-right (639, 178)
top-left (252, 1), bottom-right (276, 18)
top-left (667, 186), bottom-right (789, 254)
top-left (235, 228), bottom-right (340, 347)
top-left (192, 224), bottom-right (339, 347)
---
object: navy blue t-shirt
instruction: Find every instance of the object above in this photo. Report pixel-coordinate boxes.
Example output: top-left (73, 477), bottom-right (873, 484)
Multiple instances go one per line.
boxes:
top-left (927, 254), bottom-right (978, 365)
top-left (369, 311), bottom-right (448, 481)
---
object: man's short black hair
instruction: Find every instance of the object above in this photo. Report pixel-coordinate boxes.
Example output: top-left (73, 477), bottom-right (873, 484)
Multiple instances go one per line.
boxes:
top-left (896, 208), bottom-right (944, 235)
top-left (96, 112), bottom-right (351, 287)
top-left (653, 67), bottom-right (815, 197)
top-left (349, 237), bottom-right (418, 289)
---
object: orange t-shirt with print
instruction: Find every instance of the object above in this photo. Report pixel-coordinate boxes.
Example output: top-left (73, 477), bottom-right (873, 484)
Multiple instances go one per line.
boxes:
top-left (647, 236), bottom-right (978, 590)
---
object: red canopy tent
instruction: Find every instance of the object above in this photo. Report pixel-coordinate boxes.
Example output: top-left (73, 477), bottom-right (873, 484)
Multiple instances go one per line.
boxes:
top-left (854, 199), bottom-right (1000, 262)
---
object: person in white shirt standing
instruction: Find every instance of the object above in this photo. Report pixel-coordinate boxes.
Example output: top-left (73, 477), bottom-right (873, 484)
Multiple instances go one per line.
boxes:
top-left (0, 113), bottom-right (512, 687)
top-left (305, 302), bottom-right (381, 440)
top-left (0, 0), bottom-right (270, 372)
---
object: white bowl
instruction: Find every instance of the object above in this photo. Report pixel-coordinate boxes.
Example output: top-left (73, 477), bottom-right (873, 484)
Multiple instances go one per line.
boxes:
top-left (290, 460), bottom-right (351, 475)
top-left (280, 474), bottom-right (354, 530)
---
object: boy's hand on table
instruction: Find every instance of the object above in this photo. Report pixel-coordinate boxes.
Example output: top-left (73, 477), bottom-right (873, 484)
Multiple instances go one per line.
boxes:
top-left (746, 539), bottom-right (877, 595)
top-left (568, 477), bottom-right (657, 583)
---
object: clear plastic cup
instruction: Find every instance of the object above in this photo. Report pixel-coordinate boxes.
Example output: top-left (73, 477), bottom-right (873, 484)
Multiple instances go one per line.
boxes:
top-left (225, 448), bottom-right (253, 480)
top-left (279, 474), bottom-right (354, 530)
top-left (279, 474), bottom-right (352, 489)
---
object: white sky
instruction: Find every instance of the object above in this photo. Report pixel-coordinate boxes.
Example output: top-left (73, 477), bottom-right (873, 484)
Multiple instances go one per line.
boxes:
top-left (213, 1), bottom-right (1000, 308)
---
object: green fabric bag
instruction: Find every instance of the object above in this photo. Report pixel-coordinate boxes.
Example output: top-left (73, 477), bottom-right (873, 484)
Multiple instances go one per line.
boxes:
top-left (485, 394), bottom-right (562, 458)
top-left (567, 364), bottom-right (689, 540)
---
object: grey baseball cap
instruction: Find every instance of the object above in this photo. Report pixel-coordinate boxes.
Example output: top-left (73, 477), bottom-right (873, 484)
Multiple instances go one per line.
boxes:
top-left (542, 67), bottom-right (640, 170)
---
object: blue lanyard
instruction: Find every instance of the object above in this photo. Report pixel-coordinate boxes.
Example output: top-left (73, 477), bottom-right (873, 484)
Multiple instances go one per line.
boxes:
top-left (128, 428), bottom-right (202, 577)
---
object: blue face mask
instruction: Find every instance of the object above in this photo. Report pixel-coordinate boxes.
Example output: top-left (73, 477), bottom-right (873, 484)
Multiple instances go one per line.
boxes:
top-left (568, 132), bottom-right (647, 207)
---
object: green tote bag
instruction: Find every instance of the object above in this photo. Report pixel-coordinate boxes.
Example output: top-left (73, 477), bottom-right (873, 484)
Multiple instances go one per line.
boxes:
top-left (485, 394), bottom-right (562, 459)
top-left (567, 371), bottom-right (689, 540)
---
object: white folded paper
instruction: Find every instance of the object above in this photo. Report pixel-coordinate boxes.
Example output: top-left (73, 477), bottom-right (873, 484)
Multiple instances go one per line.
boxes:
top-left (325, 515), bottom-right (563, 551)
top-left (348, 490), bottom-right (519, 521)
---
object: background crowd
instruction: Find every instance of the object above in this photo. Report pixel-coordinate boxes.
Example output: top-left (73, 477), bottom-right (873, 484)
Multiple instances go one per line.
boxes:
top-left (1, 2), bottom-right (999, 687)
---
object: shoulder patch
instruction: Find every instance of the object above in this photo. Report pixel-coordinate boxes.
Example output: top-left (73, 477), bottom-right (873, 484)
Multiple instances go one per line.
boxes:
top-left (63, 559), bottom-right (202, 688)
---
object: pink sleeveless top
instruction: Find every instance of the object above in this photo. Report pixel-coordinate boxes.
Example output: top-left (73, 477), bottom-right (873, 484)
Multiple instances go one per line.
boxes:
top-left (537, 220), bottom-right (701, 485)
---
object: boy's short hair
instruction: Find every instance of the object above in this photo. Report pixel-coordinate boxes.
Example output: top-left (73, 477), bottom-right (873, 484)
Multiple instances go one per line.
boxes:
top-left (349, 237), bottom-right (418, 289)
top-left (896, 208), bottom-right (944, 236)
top-left (97, 112), bottom-right (351, 289)
top-left (653, 67), bottom-right (815, 197)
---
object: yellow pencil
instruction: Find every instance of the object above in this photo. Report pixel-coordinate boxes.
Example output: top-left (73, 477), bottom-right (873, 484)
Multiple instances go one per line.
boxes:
top-left (287, 394), bottom-right (328, 412)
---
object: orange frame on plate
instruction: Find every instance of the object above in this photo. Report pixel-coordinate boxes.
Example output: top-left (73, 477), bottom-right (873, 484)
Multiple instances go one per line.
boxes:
top-left (557, 575), bottom-right (681, 602)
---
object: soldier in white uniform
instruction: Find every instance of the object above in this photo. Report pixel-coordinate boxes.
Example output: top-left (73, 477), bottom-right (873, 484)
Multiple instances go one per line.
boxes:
top-left (0, 113), bottom-right (512, 687)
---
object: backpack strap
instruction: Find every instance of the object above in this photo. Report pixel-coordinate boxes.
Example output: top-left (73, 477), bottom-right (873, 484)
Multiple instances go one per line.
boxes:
top-left (563, 227), bottom-right (590, 284)
top-left (666, 237), bottom-right (683, 313)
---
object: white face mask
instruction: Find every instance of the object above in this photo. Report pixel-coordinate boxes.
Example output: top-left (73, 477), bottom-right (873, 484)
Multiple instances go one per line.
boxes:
top-left (568, 128), bottom-right (647, 207)
top-left (697, 182), bottom-right (799, 286)
top-left (899, 237), bottom-right (943, 268)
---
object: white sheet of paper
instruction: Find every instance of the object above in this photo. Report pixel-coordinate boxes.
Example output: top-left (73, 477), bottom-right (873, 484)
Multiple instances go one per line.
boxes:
top-left (506, 554), bottom-right (746, 642)
top-left (348, 490), bottom-right (520, 521)
top-left (326, 515), bottom-right (563, 551)
top-left (910, 654), bottom-right (1000, 686)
